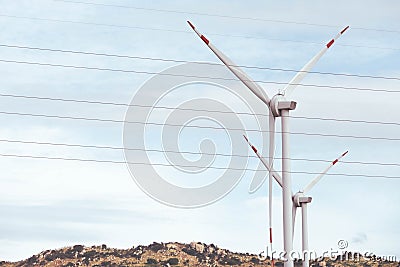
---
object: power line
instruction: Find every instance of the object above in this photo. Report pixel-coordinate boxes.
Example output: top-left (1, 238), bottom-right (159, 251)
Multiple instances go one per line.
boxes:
top-left (0, 93), bottom-right (399, 127)
top-left (0, 14), bottom-right (186, 33)
top-left (0, 152), bottom-right (398, 179)
top-left (54, 0), bottom-right (400, 35)
top-left (0, 13), bottom-right (399, 51)
top-left (0, 110), bottom-right (399, 141)
top-left (1, 43), bottom-right (400, 81)
top-left (0, 59), bottom-right (398, 94)
top-left (292, 116), bottom-right (400, 127)
top-left (0, 138), bottom-right (398, 167)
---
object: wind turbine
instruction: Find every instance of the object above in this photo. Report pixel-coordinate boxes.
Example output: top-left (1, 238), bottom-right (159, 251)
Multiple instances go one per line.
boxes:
top-left (188, 21), bottom-right (349, 267)
top-left (244, 135), bottom-right (348, 267)
top-left (292, 150), bottom-right (348, 267)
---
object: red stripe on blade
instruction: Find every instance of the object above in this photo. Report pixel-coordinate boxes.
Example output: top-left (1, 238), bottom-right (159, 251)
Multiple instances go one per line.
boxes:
top-left (187, 21), bottom-right (195, 30)
top-left (200, 35), bottom-right (209, 44)
top-left (326, 39), bottom-right (334, 48)
top-left (341, 26), bottom-right (350, 34)
top-left (251, 146), bottom-right (257, 153)
top-left (332, 159), bottom-right (339, 165)
top-left (342, 151), bottom-right (349, 157)
top-left (269, 228), bottom-right (273, 243)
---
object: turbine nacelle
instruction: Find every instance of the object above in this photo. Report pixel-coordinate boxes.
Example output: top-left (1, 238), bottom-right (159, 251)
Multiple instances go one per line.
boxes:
top-left (270, 94), bottom-right (297, 117)
top-left (293, 192), bottom-right (312, 207)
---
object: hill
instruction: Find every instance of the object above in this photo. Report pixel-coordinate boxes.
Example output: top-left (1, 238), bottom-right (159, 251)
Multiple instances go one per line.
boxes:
top-left (0, 242), bottom-right (397, 267)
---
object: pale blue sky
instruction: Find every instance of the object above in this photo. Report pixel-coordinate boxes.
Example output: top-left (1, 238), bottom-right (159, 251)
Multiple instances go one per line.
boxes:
top-left (0, 0), bottom-right (399, 262)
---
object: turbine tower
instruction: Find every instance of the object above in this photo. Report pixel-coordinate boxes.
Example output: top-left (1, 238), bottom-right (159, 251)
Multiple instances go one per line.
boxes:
top-left (188, 21), bottom-right (349, 267)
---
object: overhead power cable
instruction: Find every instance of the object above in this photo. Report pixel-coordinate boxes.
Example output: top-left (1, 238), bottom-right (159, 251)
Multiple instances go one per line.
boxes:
top-left (0, 138), bottom-right (398, 167)
top-left (0, 14), bottom-right (399, 51)
top-left (1, 44), bottom-right (399, 81)
top-left (0, 110), bottom-right (399, 141)
top-left (0, 59), bottom-right (398, 94)
top-left (0, 152), bottom-right (399, 179)
top-left (53, 0), bottom-right (400, 34)
top-left (0, 93), bottom-right (399, 127)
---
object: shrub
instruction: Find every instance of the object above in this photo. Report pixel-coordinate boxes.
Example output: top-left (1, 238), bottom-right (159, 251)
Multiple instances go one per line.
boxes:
top-left (83, 250), bottom-right (97, 259)
top-left (72, 245), bottom-right (84, 252)
top-left (167, 258), bottom-right (179, 265)
top-left (219, 256), bottom-right (242, 265)
top-left (250, 257), bottom-right (259, 264)
top-left (26, 255), bottom-right (38, 264)
top-left (182, 247), bottom-right (198, 256)
top-left (149, 242), bottom-right (164, 252)
top-left (146, 258), bottom-right (158, 265)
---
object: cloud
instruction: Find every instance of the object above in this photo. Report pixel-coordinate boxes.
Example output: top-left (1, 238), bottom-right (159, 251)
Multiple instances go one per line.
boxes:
top-left (352, 232), bottom-right (368, 244)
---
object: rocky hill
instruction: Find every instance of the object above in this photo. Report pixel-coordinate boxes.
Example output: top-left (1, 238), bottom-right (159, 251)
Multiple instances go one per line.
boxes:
top-left (0, 242), bottom-right (397, 267)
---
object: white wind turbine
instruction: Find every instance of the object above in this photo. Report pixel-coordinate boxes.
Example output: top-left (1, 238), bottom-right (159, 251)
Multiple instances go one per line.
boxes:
top-left (244, 135), bottom-right (348, 267)
top-left (188, 21), bottom-right (349, 267)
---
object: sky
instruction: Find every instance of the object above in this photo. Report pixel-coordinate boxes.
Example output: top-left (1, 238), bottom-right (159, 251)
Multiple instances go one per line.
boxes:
top-left (0, 0), bottom-right (399, 262)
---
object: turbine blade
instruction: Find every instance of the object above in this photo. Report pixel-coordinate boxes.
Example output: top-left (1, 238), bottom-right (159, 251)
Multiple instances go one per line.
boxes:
top-left (292, 205), bottom-right (297, 240)
top-left (187, 21), bottom-right (271, 107)
top-left (268, 114), bottom-right (275, 267)
top-left (281, 26), bottom-right (350, 97)
top-left (248, 114), bottom-right (276, 192)
top-left (243, 135), bottom-right (283, 187)
top-left (302, 151), bottom-right (349, 194)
